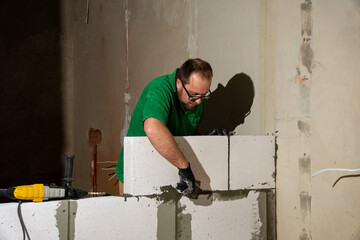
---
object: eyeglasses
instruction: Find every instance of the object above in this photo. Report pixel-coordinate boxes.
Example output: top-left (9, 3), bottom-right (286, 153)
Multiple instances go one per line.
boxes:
top-left (180, 80), bottom-right (212, 101)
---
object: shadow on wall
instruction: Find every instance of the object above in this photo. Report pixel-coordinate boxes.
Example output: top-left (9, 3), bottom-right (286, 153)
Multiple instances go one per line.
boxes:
top-left (0, 0), bottom-right (63, 193)
top-left (180, 139), bottom-right (213, 206)
top-left (198, 73), bottom-right (255, 134)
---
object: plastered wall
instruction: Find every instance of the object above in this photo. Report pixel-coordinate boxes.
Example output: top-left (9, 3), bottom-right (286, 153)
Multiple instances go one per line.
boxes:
top-left (72, 0), bottom-right (126, 194)
top-left (70, 0), bottom-right (360, 239)
top-left (267, 0), bottom-right (360, 239)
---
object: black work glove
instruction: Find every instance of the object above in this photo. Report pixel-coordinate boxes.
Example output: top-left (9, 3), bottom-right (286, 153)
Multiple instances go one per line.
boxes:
top-left (176, 164), bottom-right (195, 196)
top-left (207, 128), bottom-right (233, 136)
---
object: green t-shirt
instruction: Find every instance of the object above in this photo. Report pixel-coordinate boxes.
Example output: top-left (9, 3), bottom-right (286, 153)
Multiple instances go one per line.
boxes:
top-left (115, 69), bottom-right (204, 182)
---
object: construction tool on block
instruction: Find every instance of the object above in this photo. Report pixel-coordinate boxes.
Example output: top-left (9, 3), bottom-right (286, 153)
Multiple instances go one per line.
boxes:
top-left (0, 155), bottom-right (106, 202)
top-left (176, 180), bottom-right (212, 200)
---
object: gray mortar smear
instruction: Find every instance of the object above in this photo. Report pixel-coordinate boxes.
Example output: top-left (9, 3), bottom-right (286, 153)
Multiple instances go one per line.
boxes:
top-left (299, 191), bottom-right (312, 221)
top-left (251, 192), bottom-right (267, 240)
top-left (55, 200), bottom-right (77, 240)
top-left (299, 227), bottom-right (312, 240)
top-left (211, 189), bottom-right (250, 201)
top-left (155, 186), bottom-right (181, 239)
top-left (68, 201), bottom-right (77, 240)
top-left (55, 201), bottom-right (68, 240)
top-left (301, 39), bottom-right (314, 74)
top-left (298, 120), bottom-right (311, 136)
top-left (128, 185), bottom-right (255, 203)
top-left (157, 200), bottom-right (177, 239)
top-left (122, 186), bottom-right (257, 239)
top-left (299, 155), bottom-right (312, 240)
top-left (122, 186), bottom-right (184, 239)
top-left (176, 203), bottom-right (192, 240)
top-left (299, 85), bottom-right (310, 115)
top-left (300, 0), bottom-right (314, 76)
top-left (300, 0), bottom-right (312, 36)
top-left (299, 155), bottom-right (311, 177)
top-left (298, 0), bottom-right (313, 118)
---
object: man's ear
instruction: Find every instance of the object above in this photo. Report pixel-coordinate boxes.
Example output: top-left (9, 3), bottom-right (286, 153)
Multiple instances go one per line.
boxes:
top-left (176, 78), bottom-right (182, 88)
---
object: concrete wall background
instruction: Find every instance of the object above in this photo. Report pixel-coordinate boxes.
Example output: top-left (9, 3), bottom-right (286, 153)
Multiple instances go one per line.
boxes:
top-left (269, 0), bottom-right (360, 239)
top-left (72, 0), bottom-right (126, 194)
top-left (70, 0), bottom-right (360, 239)
top-left (196, 0), bottom-right (264, 135)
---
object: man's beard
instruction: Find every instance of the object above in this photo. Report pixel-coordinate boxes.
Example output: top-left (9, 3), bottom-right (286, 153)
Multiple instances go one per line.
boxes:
top-left (182, 101), bottom-right (197, 111)
top-left (178, 89), bottom-right (197, 111)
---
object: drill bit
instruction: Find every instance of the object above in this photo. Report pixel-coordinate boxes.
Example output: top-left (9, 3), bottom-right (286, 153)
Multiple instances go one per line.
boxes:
top-left (88, 192), bottom-right (107, 196)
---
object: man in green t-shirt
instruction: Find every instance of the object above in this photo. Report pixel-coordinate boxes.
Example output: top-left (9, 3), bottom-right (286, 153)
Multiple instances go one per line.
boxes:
top-left (115, 58), bottom-right (213, 196)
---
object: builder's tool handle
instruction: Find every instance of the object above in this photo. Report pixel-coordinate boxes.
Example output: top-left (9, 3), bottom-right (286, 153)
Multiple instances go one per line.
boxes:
top-left (64, 155), bottom-right (75, 188)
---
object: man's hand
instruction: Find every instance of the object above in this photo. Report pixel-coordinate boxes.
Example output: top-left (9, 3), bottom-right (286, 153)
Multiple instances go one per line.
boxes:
top-left (176, 164), bottom-right (195, 196)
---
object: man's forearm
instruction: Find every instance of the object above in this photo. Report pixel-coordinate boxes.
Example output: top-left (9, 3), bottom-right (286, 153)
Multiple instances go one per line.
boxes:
top-left (143, 118), bottom-right (189, 169)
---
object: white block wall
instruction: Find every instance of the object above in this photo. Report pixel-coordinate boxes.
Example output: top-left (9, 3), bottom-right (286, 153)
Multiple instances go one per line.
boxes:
top-left (124, 136), bottom-right (229, 195)
top-left (0, 192), bottom-right (266, 240)
top-left (177, 191), bottom-right (267, 239)
top-left (125, 135), bottom-right (275, 195)
top-left (230, 136), bottom-right (276, 190)
top-left (0, 200), bottom-right (67, 240)
top-left (72, 196), bottom-right (176, 240)
top-left (0, 135), bottom-right (275, 239)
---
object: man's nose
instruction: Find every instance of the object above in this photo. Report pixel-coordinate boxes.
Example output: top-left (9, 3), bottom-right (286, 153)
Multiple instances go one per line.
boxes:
top-left (195, 98), bottom-right (202, 104)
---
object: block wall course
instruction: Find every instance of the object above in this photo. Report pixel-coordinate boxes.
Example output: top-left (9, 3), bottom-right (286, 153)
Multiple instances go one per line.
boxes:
top-left (0, 200), bottom-right (67, 240)
top-left (71, 196), bottom-right (176, 240)
top-left (124, 136), bottom-right (229, 195)
top-left (177, 191), bottom-right (267, 239)
top-left (230, 136), bottom-right (276, 190)
top-left (125, 135), bottom-right (275, 195)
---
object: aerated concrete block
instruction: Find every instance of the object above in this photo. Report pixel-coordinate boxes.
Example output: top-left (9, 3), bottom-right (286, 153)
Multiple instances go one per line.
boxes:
top-left (71, 195), bottom-right (176, 240)
top-left (124, 136), bottom-right (228, 195)
top-left (0, 200), bottom-right (68, 240)
top-left (177, 191), bottom-right (267, 239)
top-left (230, 135), bottom-right (276, 190)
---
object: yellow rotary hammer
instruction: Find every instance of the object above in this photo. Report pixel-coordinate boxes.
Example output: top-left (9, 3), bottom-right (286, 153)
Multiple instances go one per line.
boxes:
top-left (0, 155), bottom-right (94, 202)
top-left (0, 184), bottom-right (67, 202)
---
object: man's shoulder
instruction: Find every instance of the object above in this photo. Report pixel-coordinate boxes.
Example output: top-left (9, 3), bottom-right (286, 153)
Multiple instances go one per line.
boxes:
top-left (145, 69), bottom-right (178, 93)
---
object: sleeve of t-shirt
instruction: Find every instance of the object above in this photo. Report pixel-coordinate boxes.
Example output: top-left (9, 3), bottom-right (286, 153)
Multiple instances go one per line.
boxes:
top-left (142, 88), bottom-right (171, 125)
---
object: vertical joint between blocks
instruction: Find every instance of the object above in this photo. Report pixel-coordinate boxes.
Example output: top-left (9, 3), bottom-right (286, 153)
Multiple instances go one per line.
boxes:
top-left (228, 135), bottom-right (230, 190)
